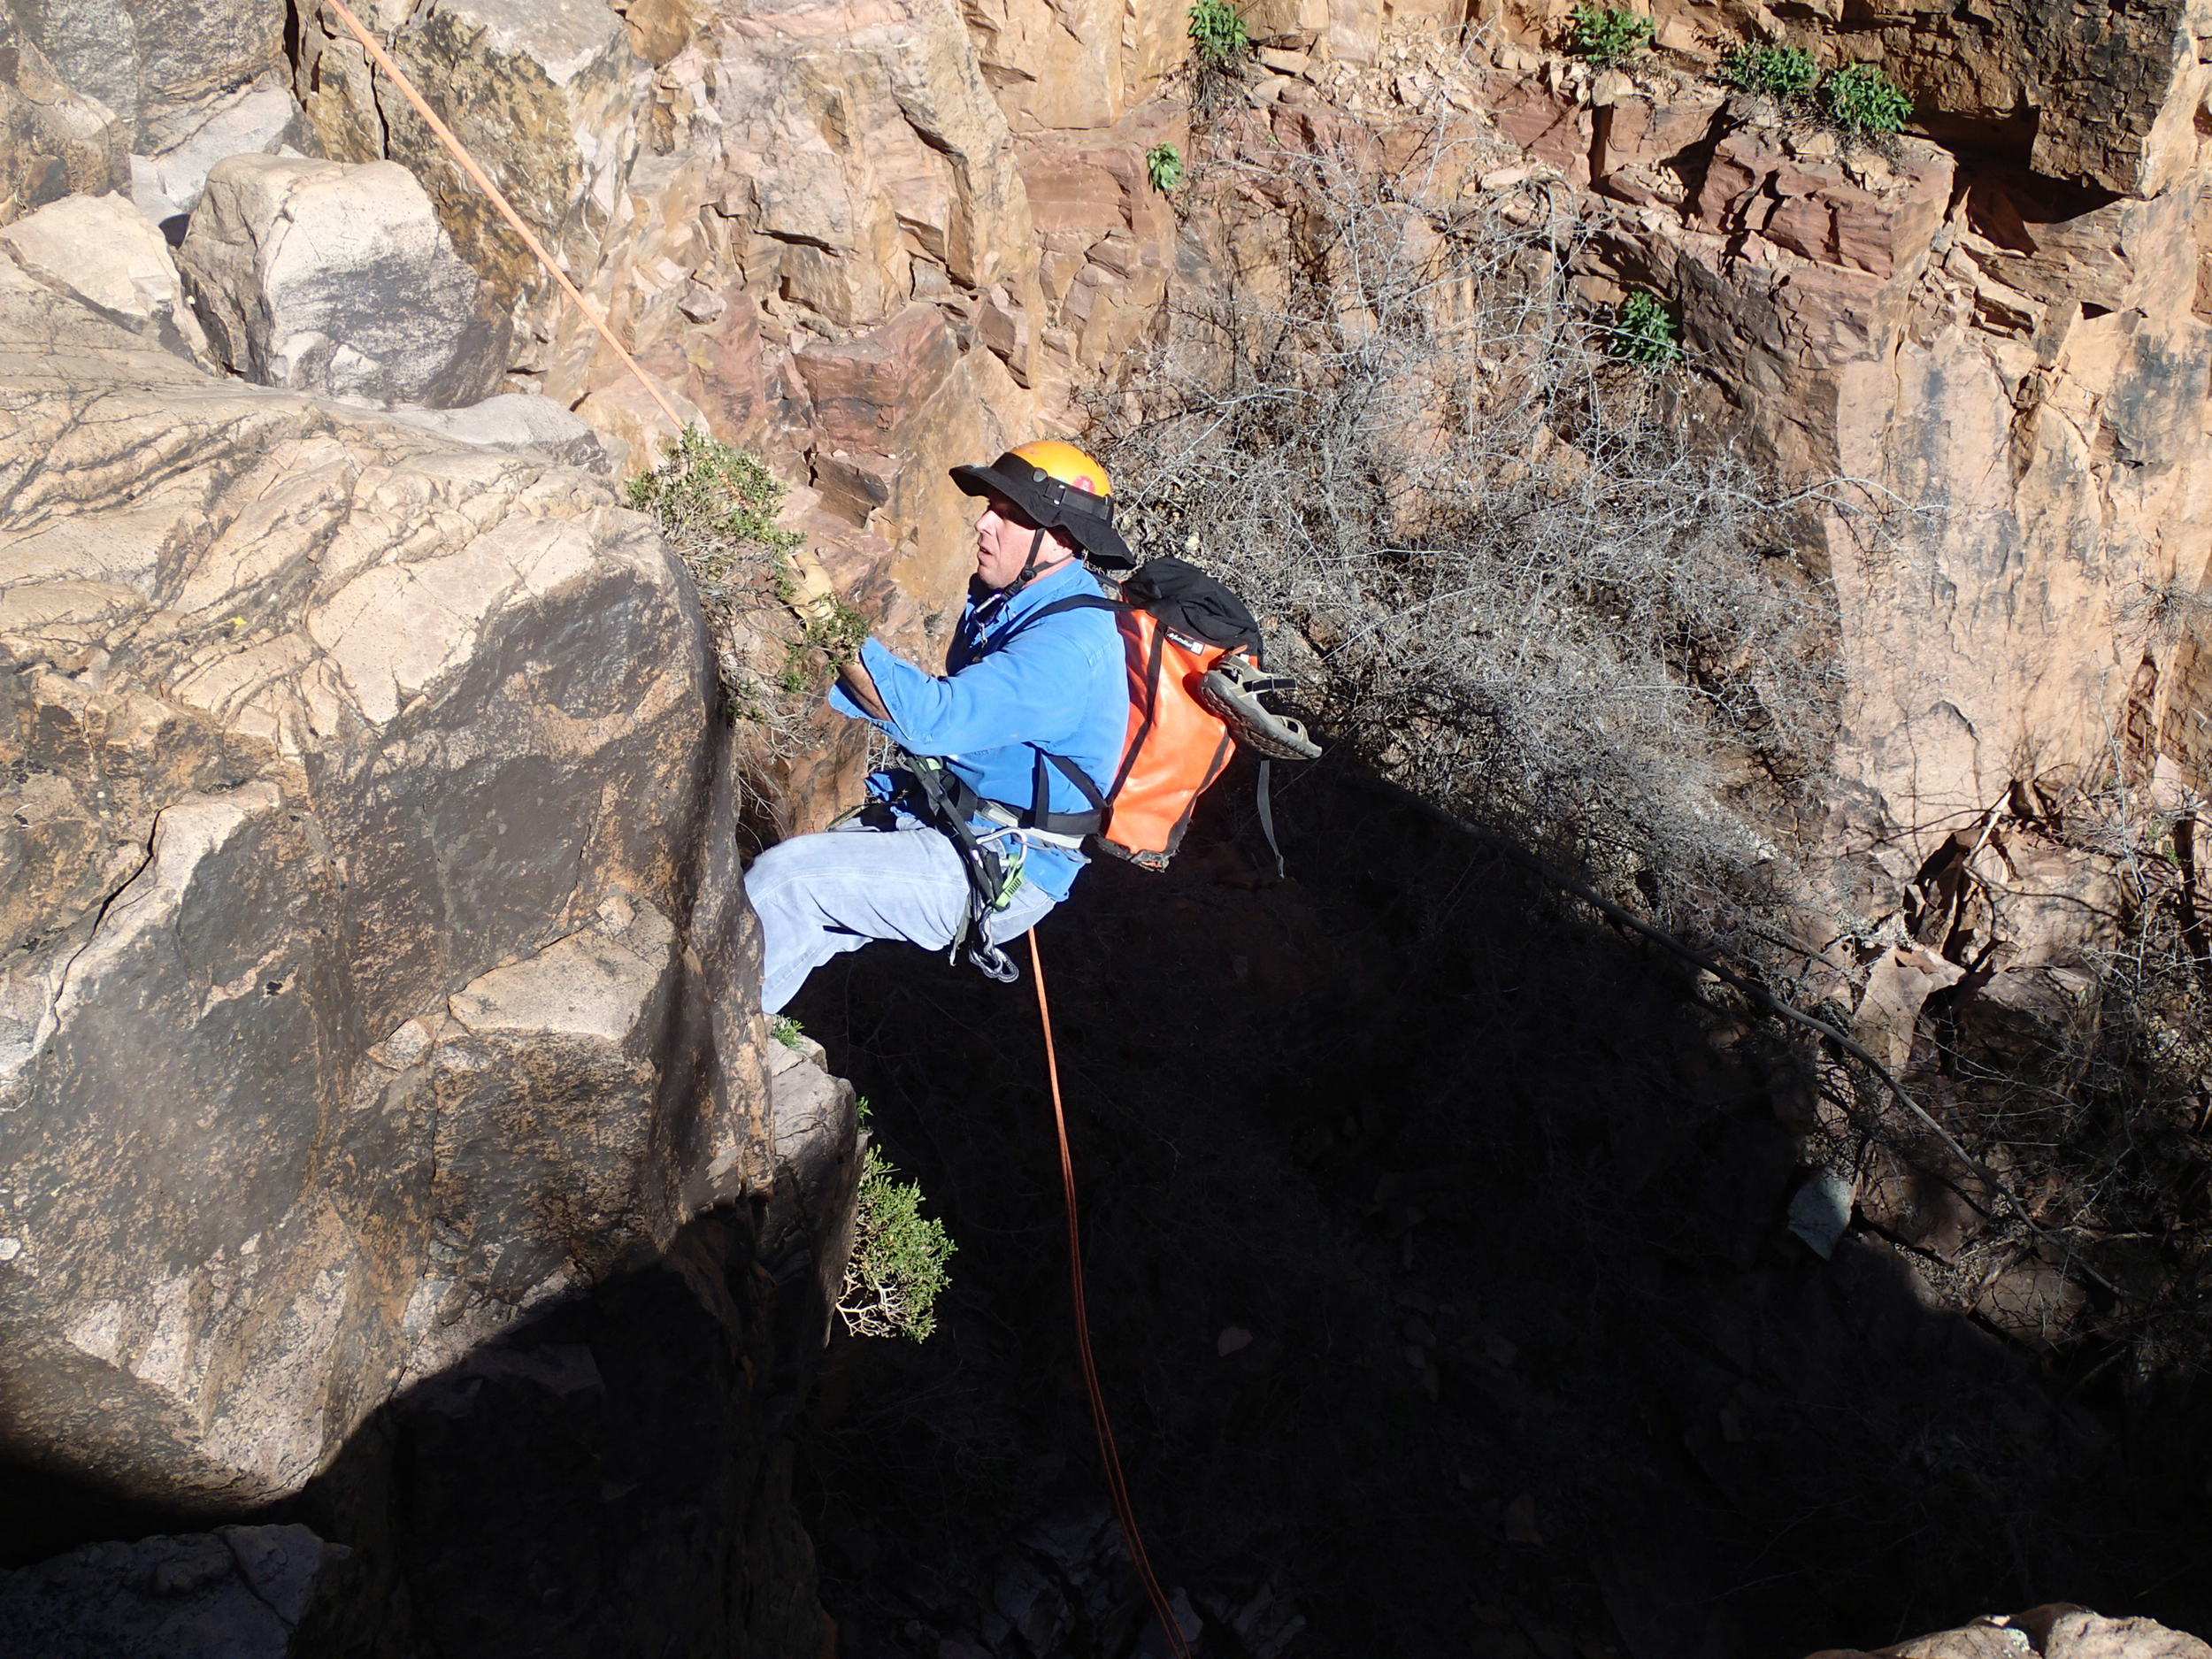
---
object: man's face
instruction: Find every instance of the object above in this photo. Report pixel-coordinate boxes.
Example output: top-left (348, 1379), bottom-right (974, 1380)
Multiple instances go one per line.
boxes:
top-left (974, 495), bottom-right (1048, 590)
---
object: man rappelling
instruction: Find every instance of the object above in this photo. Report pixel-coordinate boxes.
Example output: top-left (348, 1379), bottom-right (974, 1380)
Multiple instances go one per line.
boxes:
top-left (745, 440), bottom-right (1133, 1012)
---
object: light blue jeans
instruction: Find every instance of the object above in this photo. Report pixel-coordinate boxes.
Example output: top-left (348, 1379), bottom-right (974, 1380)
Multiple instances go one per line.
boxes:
top-left (744, 820), bottom-right (1058, 1013)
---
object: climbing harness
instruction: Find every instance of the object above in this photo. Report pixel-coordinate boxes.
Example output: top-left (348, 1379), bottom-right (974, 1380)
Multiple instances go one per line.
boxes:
top-left (899, 756), bottom-right (1039, 984)
top-left (1027, 931), bottom-right (1193, 1659)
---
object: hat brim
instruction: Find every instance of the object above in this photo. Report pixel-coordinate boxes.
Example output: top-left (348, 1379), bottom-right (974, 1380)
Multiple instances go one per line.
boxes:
top-left (951, 460), bottom-right (1134, 568)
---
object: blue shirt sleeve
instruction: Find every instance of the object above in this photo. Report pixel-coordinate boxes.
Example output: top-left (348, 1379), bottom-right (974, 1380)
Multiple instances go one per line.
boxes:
top-left (832, 626), bottom-right (1110, 759)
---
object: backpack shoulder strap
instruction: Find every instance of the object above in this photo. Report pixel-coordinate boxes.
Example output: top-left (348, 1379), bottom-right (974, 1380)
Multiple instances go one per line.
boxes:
top-left (1000, 592), bottom-right (1125, 642)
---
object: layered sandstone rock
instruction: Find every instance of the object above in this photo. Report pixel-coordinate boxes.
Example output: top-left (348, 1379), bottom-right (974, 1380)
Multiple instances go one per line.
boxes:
top-left (0, 273), bottom-right (775, 1513)
top-left (1382, 32), bottom-right (2212, 872)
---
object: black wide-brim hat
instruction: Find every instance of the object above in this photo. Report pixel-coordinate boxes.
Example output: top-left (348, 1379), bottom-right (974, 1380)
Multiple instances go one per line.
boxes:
top-left (950, 452), bottom-right (1134, 568)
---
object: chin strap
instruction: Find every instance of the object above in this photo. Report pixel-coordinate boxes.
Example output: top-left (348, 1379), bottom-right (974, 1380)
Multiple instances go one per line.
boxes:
top-left (1006, 525), bottom-right (1074, 596)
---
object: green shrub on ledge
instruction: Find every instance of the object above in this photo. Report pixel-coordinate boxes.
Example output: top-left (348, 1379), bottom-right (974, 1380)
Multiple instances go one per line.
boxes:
top-left (1720, 42), bottom-right (1819, 102)
top-left (1606, 290), bottom-right (1680, 367)
top-left (1820, 61), bottom-right (1911, 136)
top-left (838, 1147), bottom-right (956, 1342)
top-left (1187, 0), bottom-right (1248, 69)
top-left (1565, 4), bottom-right (1652, 67)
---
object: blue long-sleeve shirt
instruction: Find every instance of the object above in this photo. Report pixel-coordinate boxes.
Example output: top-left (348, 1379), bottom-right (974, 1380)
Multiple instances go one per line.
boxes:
top-left (828, 559), bottom-right (1127, 900)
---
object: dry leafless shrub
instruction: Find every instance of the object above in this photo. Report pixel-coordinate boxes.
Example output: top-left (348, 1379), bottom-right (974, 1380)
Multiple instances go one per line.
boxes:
top-left (1090, 126), bottom-right (1847, 953)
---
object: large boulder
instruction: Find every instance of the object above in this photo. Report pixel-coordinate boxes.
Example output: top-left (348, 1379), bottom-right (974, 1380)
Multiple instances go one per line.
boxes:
top-left (295, 0), bottom-right (649, 318)
top-left (1807, 1602), bottom-right (2212, 1657)
top-left (177, 153), bottom-right (509, 406)
top-left (0, 1524), bottom-right (339, 1658)
top-left (0, 189), bottom-right (209, 364)
top-left (133, 84), bottom-right (314, 226)
top-left (0, 273), bottom-right (772, 1513)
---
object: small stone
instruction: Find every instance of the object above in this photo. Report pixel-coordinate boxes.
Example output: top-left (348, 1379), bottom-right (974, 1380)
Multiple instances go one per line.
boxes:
top-left (0, 1238), bottom-right (22, 1261)
top-left (1787, 1169), bottom-right (1854, 1259)
top-left (1217, 1325), bottom-right (1254, 1356)
top-left (678, 283), bottom-right (726, 324)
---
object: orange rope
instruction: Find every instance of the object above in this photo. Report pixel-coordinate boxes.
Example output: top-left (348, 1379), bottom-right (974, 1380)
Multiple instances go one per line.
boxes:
top-left (318, 0), bottom-right (688, 431)
top-left (1026, 930), bottom-right (1192, 1659)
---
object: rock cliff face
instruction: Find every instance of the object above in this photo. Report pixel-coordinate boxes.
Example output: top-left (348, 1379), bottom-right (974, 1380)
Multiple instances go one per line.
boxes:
top-left (236, 0), bottom-right (2212, 897)
top-left (3, 0), bottom-right (2212, 1648)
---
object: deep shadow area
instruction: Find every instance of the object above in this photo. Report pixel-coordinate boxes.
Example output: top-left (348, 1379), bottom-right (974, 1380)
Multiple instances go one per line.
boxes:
top-left (788, 759), bottom-right (2212, 1659)
top-left (1, 1199), bottom-right (835, 1658)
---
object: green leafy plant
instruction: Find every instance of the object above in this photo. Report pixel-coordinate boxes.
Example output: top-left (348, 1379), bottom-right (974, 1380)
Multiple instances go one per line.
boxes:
top-left (1719, 42), bottom-right (1818, 101)
top-left (1606, 290), bottom-right (1680, 366)
top-left (838, 1147), bottom-right (955, 1341)
top-left (1146, 142), bottom-right (1187, 194)
top-left (1564, 4), bottom-right (1652, 67)
top-left (627, 426), bottom-right (858, 749)
top-left (1187, 0), bottom-right (1248, 69)
top-left (1819, 61), bottom-right (1910, 135)
top-left (626, 425), bottom-right (801, 571)
top-left (770, 1013), bottom-right (806, 1050)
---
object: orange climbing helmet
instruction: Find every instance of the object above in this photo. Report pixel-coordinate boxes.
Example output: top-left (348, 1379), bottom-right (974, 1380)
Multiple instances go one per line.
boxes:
top-left (951, 439), bottom-right (1133, 568)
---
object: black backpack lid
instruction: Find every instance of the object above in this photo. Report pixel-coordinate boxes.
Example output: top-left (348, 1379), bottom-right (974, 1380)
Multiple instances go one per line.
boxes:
top-left (1120, 557), bottom-right (1263, 658)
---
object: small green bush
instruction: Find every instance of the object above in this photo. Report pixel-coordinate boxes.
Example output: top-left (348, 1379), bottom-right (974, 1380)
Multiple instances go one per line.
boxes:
top-left (1719, 42), bottom-right (1818, 101)
top-left (770, 1014), bottom-right (806, 1050)
top-left (1606, 291), bottom-right (1680, 366)
top-left (626, 426), bottom-right (800, 571)
top-left (1187, 0), bottom-right (1248, 69)
top-left (1819, 61), bottom-right (1910, 135)
top-left (1565, 4), bottom-right (1652, 67)
top-left (838, 1147), bottom-right (956, 1342)
top-left (1146, 142), bottom-right (1187, 194)
top-left (629, 426), bottom-right (849, 735)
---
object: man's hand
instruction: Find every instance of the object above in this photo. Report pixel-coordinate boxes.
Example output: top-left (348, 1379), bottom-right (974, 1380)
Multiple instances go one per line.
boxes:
top-left (782, 549), bottom-right (842, 625)
top-left (782, 548), bottom-right (888, 718)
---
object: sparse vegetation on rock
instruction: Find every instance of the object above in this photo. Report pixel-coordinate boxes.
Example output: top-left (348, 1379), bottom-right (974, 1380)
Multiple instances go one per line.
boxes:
top-left (1563, 4), bottom-right (1652, 67)
top-left (1605, 289), bottom-right (1681, 366)
top-left (838, 1148), bottom-right (956, 1342)
top-left (1145, 141), bottom-right (1187, 193)
top-left (1097, 133), bottom-right (1839, 951)
top-left (626, 426), bottom-right (864, 749)
top-left (1819, 59), bottom-right (1912, 135)
top-left (1719, 42), bottom-right (1820, 103)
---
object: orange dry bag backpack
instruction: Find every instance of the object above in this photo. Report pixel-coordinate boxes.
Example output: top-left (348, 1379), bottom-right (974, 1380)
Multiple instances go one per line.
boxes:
top-left (1028, 558), bottom-right (1321, 874)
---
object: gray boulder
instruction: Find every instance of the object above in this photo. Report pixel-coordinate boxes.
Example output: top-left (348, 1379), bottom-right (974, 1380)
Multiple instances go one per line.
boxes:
top-left (132, 83), bottom-right (312, 227)
top-left (0, 273), bottom-right (769, 1513)
top-left (378, 389), bottom-right (612, 472)
top-left (0, 1524), bottom-right (339, 1658)
top-left (178, 153), bottom-right (510, 406)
